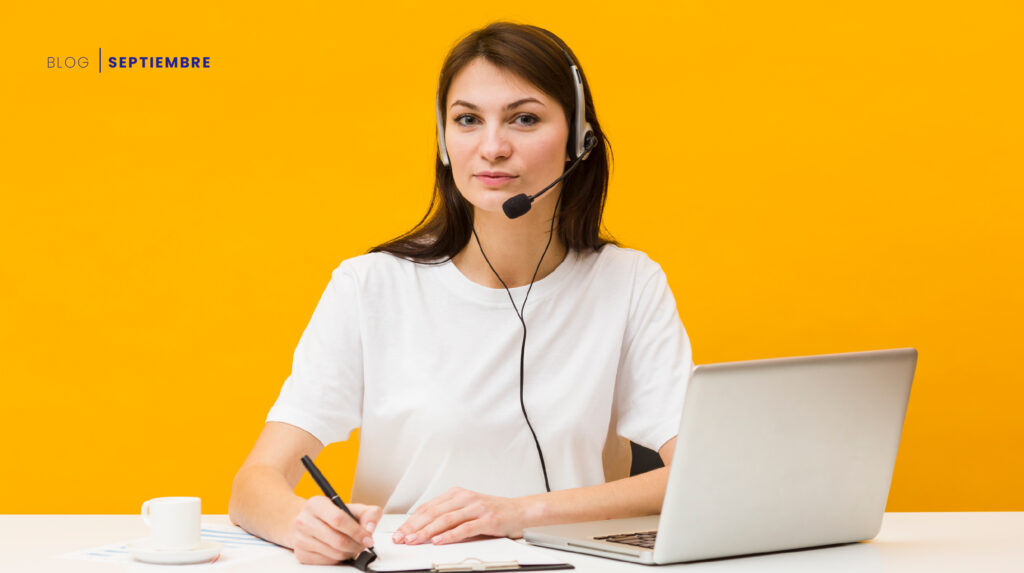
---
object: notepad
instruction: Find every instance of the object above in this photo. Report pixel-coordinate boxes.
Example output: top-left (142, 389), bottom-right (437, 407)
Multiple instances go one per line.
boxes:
top-left (364, 515), bottom-right (572, 572)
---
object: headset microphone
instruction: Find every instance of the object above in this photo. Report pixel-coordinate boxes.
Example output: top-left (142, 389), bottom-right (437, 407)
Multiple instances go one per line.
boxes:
top-left (501, 133), bottom-right (596, 219)
top-left (501, 194), bottom-right (533, 220)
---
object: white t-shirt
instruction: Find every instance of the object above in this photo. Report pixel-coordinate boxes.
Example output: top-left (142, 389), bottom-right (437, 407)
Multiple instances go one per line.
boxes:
top-left (266, 244), bottom-right (693, 513)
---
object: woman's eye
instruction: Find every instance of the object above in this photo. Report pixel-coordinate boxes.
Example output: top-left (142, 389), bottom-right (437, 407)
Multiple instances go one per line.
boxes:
top-left (514, 114), bottom-right (539, 127)
top-left (454, 114), bottom-right (478, 127)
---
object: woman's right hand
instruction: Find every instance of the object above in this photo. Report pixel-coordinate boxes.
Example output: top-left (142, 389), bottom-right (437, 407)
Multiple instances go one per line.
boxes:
top-left (292, 496), bottom-right (382, 565)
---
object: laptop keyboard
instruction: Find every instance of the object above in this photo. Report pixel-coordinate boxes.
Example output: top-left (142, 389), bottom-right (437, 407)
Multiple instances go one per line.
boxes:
top-left (594, 530), bottom-right (657, 549)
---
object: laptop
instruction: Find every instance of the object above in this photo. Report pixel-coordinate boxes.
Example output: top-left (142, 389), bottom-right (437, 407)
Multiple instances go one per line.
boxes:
top-left (524, 348), bottom-right (917, 564)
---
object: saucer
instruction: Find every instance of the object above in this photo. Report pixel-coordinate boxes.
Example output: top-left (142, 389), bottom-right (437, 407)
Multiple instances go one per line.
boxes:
top-left (126, 539), bottom-right (223, 565)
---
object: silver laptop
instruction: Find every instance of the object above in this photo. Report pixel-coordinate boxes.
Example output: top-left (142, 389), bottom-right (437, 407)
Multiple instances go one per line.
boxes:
top-left (524, 348), bottom-right (917, 564)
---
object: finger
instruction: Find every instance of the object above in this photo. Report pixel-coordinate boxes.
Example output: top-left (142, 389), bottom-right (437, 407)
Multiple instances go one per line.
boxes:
top-left (294, 547), bottom-right (339, 566)
top-left (293, 533), bottom-right (347, 564)
top-left (398, 493), bottom-right (469, 544)
top-left (414, 505), bottom-right (480, 545)
top-left (311, 497), bottom-right (374, 549)
top-left (394, 488), bottom-right (462, 543)
top-left (400, 491), bottom-right (454, 532)
top-left (297, 505), bottom-right (366, 555)
top-left (356, 505), bottom-right (384, 535)
top-left (432, 518), bottom-right (487, 545)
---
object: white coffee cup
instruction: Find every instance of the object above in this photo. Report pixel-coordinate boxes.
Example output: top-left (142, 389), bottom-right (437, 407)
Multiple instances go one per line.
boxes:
top-left (140, 496), bottom-right (202, 551)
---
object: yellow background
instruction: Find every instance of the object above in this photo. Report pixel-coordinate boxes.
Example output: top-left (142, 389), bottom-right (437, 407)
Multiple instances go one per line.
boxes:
top-left (1, 1), bottom-right (1021, 513)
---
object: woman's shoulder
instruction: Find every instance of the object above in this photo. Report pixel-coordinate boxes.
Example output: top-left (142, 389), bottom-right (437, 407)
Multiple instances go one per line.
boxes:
top-left (584, 243), bottom-right (665, 281)
top-left (329, 250), bottom-right (447, 285)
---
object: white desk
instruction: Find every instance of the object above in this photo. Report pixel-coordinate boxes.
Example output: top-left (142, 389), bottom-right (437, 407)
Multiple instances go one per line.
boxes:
top-left (1, 513), bottom-right (1021, 572)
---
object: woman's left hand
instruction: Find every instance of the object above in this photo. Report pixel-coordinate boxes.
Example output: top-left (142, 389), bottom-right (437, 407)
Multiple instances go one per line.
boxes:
top-left (392, 487), bottom-right (536, 545)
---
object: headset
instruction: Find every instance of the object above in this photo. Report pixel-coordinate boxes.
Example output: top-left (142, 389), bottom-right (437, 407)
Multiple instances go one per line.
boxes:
top-left (434, 44), bottom-right (598, 492)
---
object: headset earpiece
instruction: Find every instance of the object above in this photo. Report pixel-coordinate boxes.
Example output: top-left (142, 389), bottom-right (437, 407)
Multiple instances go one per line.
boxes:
top-left (581, 122), bottom-right (596, 161)
top-left (436, 89), bottom-right (451, 167)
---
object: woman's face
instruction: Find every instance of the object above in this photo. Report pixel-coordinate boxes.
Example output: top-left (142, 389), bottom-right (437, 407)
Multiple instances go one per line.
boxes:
top-left (444, 57), bottom-right (570, 216)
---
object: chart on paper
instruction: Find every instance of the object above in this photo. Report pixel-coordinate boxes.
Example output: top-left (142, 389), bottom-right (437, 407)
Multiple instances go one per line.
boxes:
top-left (58, 524), bottom-right (286, 568)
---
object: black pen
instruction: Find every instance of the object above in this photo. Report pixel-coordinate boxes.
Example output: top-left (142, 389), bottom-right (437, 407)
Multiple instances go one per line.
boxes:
top-left (300, 455), bottom-right (378, 569)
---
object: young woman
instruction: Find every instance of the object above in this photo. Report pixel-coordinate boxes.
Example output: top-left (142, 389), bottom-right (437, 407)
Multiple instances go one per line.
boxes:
top-left (229, 22), bottom-right (692, 565)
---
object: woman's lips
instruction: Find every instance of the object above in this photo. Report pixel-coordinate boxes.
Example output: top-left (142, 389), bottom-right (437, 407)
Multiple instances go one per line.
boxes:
top-left (475, 174), bottom-right (518, 186)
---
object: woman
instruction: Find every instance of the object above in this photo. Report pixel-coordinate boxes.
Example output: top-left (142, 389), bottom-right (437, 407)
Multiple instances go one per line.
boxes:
top-left (229, 22), bottom-right (692, 565)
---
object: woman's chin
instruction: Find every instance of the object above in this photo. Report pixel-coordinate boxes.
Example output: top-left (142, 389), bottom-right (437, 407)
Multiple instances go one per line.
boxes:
top-left (463, 192), bottom-right (515, 215)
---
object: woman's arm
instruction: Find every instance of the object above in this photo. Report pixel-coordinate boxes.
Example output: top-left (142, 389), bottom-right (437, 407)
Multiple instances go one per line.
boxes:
top-left (229, 422), bottom-right (380, 563)
top-left (394, 437), bottom-right (676, 545)
top-left (229, 422), bottom-right (319, 547)
top-left (525, 436), bottom-right (675, 526)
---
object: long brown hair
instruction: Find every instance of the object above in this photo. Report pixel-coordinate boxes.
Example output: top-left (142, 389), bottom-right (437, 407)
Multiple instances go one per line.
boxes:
top-left (369, 22), bottom-right (618, 262)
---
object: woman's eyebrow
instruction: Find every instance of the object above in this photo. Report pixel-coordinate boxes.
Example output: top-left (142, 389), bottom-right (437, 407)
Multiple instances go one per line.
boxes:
top-left (450, 97), bottom-right (545, 111)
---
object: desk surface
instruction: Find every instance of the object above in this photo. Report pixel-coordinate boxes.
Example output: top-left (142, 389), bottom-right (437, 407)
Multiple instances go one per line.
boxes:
top-left (2, 512), bottom-right (1022, 572)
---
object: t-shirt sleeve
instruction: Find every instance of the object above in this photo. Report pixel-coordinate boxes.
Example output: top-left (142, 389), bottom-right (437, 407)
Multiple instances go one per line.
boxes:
top-left (612, 261), bottom-right (693, 453)
top-left (265, 262), bottom-right (364, 447)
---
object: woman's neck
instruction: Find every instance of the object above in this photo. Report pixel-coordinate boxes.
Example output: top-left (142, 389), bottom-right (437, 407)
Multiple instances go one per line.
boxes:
top-left (452, 205), bottom-right (568, 290)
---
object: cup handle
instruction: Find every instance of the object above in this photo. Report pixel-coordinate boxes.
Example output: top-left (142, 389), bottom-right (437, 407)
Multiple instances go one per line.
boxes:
top-left (141, 499), bottom-right (151, 527)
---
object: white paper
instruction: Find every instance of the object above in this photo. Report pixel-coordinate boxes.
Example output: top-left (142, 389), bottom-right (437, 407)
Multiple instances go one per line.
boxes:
top-left (368, 515), bottom-right (566, 572)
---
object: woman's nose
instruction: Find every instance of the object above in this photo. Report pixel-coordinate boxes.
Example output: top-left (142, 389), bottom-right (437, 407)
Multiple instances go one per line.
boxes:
top-left (479, 126), bottom-right (512, 161)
